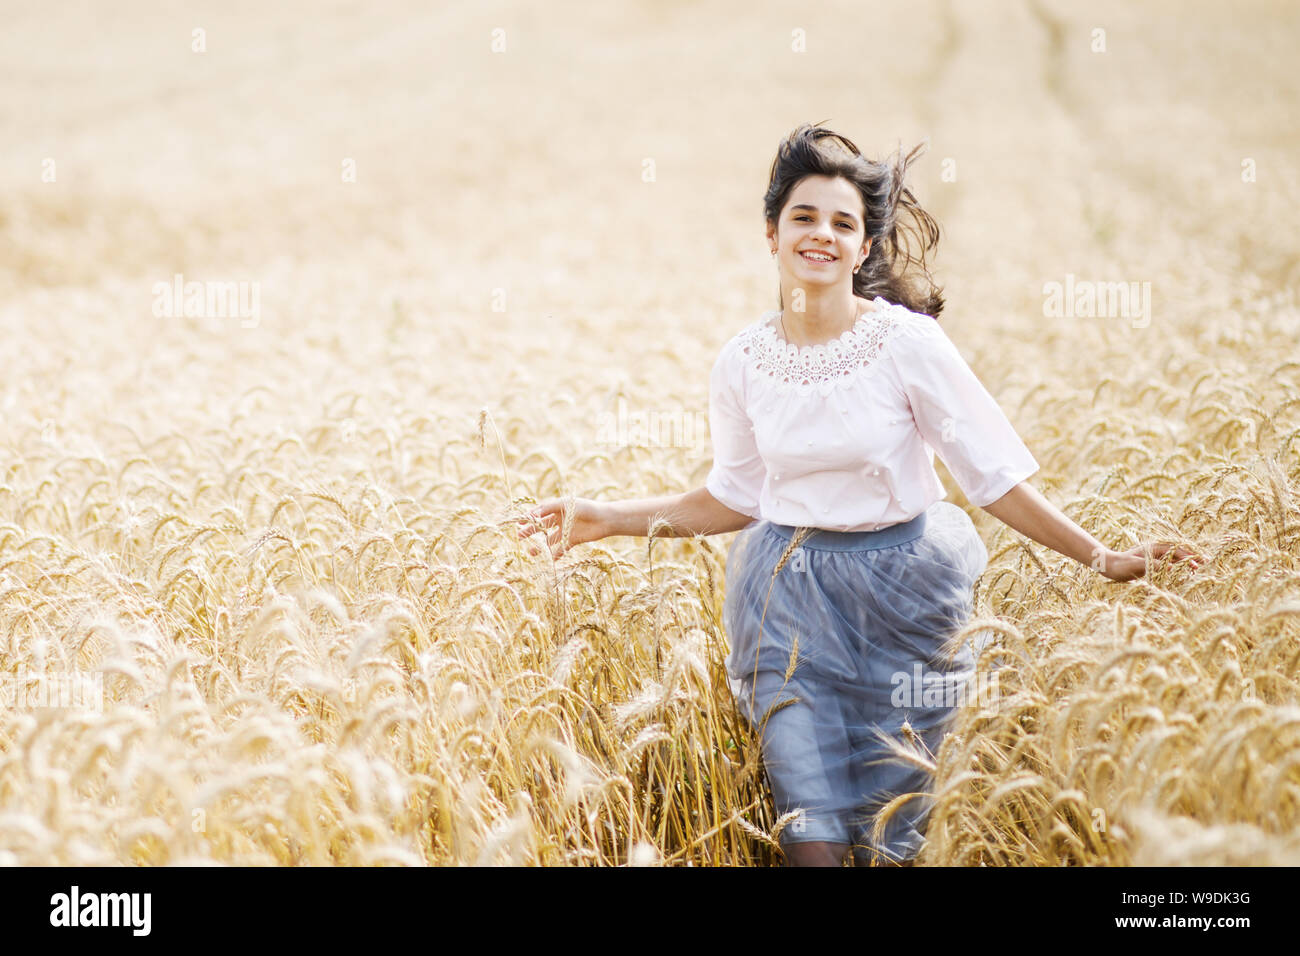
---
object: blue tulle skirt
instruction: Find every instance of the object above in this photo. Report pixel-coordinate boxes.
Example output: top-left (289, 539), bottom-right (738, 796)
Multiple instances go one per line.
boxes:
top-left (723, 501), bottom-right (991, 864)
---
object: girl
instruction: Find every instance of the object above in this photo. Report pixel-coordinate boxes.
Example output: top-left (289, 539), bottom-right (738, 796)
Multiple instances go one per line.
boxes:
top-left (515, 124), bottom-right (1204, 867)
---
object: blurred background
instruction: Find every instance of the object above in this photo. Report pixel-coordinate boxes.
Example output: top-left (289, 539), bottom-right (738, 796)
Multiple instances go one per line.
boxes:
top-left (4, 0), bottom-right (1295, 443)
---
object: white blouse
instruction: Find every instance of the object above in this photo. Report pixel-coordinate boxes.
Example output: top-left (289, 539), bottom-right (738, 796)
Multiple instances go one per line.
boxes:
top-left (705, 296), bottom-right (1039, 531)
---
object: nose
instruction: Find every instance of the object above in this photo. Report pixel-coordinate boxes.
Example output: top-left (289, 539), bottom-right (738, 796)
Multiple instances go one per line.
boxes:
top-left (808, 219), bottom-right (834, 242)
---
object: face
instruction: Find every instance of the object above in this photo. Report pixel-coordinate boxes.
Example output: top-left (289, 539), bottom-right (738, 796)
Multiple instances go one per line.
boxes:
top-left (768, 174), bottom-right (871, 288)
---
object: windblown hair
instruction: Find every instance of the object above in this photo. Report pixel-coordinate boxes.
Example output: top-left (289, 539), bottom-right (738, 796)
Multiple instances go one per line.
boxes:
top-left (763, 122), bottom-right (945, 319)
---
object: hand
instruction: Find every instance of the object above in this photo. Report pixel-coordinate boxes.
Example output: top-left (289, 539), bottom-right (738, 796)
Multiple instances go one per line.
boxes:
top-left (1098, 541), bottom-right (1207, 582)
top-left (514, 496), bottom-right (609, 560)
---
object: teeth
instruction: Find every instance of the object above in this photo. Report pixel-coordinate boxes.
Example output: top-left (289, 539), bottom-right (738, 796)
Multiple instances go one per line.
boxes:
top-left (801, 252), bottom-right (833, 261)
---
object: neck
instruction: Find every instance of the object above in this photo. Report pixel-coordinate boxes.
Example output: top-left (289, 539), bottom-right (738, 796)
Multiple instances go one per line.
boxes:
top-left (777, 288), bottom-right (868, 346)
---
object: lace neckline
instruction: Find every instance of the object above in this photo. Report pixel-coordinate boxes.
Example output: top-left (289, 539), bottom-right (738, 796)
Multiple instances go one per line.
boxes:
top-left (738, 297), bottom-right (909, 395)
top-left (762, 297), bottom-right (890, 352)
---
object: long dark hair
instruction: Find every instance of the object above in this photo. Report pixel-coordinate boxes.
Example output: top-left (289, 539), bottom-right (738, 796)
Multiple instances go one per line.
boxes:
top-left (763, 122), bottom-right (944, 319)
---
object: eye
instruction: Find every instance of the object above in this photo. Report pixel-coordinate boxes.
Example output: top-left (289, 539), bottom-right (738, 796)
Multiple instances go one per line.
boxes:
top-left (795, 215), bottom-right (854, 229)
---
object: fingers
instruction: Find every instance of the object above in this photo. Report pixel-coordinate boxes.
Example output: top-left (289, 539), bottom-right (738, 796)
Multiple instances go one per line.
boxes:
top-left (522, 532), bottom-right (563, 558)
top-left (1159, 543), bottom-right (1206, 568)
top-left (515, 505), bottom-right (561, 539)
top-left (528, 535), bottom-right (568, 560)
top-left (520, 527), bottom-right (558, 556)
top-left (1106, 540), bottom-right (1207, 582)
top-left (516, 511), bottom-right (569, 559)
top-left (513, 499), bottom-right (587, 559)
top-left (1136, 541), bottom-right (1207, 573)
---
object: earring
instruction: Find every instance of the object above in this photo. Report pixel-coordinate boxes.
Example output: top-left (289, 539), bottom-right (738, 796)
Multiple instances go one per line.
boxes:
top-left (770, 249), bottom-right (776, 256)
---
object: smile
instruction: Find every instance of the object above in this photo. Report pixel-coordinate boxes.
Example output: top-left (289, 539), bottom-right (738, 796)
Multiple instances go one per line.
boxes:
top-left (800, 251), bottom-right (836, 262)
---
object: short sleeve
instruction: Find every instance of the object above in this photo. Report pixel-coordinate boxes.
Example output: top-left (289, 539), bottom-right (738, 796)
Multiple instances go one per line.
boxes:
top-left (886, 316), bottom-right (1039, 508)
top-left (705, 342), bottom-right (766, 520)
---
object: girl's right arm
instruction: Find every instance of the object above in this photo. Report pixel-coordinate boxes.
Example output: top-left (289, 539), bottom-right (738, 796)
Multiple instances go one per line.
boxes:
top-left (515, 486), bottom-right (755, 559)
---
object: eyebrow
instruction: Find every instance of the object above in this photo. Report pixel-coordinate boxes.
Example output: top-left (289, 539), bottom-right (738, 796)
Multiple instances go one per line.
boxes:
top-left (789, 204), bottom-right (860, 224)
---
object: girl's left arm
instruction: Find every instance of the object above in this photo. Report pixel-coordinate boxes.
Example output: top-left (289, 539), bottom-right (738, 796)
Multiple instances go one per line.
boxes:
top-left (980, 482), bottom-right (1206, 582)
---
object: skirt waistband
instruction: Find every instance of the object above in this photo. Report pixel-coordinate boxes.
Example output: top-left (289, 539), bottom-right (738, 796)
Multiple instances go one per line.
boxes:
top-left (766, 511), bottom-right (928, 552)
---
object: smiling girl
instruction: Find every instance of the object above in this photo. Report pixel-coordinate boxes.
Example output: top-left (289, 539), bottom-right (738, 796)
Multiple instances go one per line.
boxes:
top-left (516, 123), bottom-right (1203, 867)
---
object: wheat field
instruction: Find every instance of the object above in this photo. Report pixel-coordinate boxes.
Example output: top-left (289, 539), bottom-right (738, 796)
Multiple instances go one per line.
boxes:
top-left (1, 0), bottom-right (1298, 866)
